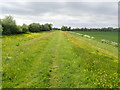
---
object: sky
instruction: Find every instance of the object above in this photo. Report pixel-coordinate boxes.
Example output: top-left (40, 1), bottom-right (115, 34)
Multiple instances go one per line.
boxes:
top-left (0, 0), bottom-right (119, 28)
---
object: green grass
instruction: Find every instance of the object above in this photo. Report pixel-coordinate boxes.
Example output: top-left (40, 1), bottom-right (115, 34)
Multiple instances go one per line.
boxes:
top-left (2, 31), bottom-right (118, 88)
top-left (73, 31), bottom-right (118, 42)
top-left (0, 35), bottom-right (2, 89)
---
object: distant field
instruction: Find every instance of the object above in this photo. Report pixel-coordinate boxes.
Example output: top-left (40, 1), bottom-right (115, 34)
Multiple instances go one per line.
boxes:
top-left (2, 31), bottom-right (118, 88)
top-left (73, 31), bottom-right (118, 42)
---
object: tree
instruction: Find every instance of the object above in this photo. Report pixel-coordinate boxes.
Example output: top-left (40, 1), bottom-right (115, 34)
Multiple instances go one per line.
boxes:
top-left (17, 25), bottom-right (23, 33)
top-left (28, 23), bottom-right (41, 32)
top-left (53, 27), bottom-right (60, 30)
top-left (46, 23), bottom-right (52, 30)
top-left (2, 16), bottom-right (20, 35)
top-left (68, 27), bottom-right (71, 31)
top-left (42, 24), bottom-right (52, 31)
top-left (0, 19), bottom-right (3, 35)
top-left (61, 26), bottom-right (71, 31)
top-left (22, 24), bottom-right (29, 33)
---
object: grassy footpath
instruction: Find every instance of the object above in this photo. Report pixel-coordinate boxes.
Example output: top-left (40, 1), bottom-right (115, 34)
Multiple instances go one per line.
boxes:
top-left (2, 31), bottom-right (118, 88)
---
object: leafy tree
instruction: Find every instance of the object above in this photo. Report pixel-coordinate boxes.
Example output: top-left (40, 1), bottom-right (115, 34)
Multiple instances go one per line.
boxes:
top-left (42, 24), bottom-right (52, 31)
top-left (61, 26), bottom-right (71, 31)
top-left (0, 25), bottom-right (2, 34)
top-left (2, 16), bottom-right (20, 35)
top-left (53, 27), bottom-right (60, 30)
top-left (17, 25), bottom-right (23, 33)
top-left (22, 24), bottom-right (29, 33)
top-left (61, 26), bottom-right (67, 31)
top-left (46, 23), bottom-right (52, 30)
top-left (28, 23), bottom-right (41, 32)
top-left (68, 27), bottom-right (71, 31)
top-left (0, 19), bottom-right (2, 35)
top-left (42, 24), bottom-right (50, 31)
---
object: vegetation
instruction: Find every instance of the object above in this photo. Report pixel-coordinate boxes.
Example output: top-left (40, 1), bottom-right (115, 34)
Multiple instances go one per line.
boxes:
top-left (1, 16), bottom-right (52, 35)
top-left (71, 27), bottom-right (118, 32)
top-left (1, 16), bottom-right (119, 88)
top-left (61, 26), bottom-right (71, 31)
top-left (73, 31), bottom-right (118, 42)
top-left (2, 16), bottom-right (21, 35)
top-left (22, 24), bottom-right (29, 33)
top-left (0, 19), bottom-right (2, 34)
top-left (60, 26), bottom-right (118, 32)
top-left (2, 31), bottom-right (118, 88)
top-left (0, 16), bottom-right (118, 35)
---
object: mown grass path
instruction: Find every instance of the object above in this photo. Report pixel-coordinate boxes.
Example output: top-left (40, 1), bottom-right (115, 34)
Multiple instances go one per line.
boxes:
top-left (2, 31), bottom-right (118, 88)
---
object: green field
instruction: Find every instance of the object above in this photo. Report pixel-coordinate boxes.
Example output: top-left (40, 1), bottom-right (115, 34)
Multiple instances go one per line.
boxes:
top-left (73, 31), bottom-right (118, 42)
top-left (2, 31), bottom-right (118, 88)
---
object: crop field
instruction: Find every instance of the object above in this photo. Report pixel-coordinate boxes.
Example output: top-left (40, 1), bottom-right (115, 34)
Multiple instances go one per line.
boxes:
top-left (73, 31), bottom-right (118, 42)
top-left (2, 31), bottom-right (118, 88)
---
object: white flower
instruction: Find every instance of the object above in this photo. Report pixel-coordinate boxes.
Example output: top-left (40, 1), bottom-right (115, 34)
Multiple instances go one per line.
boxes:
top-left (91, 37), bottom-right (95, 39)
top-left (7, 57), bottom-right (12, 59)
top-left (84, 35), bottom-right (90, 38)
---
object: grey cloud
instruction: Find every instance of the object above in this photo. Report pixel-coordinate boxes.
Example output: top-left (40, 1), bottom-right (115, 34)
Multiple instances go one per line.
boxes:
top-left (1, 2), bottom-right (66, 15)
top-left (1, 2), bottom-right (117, 16)
top-left (0, 2), bottom-right (118, 27)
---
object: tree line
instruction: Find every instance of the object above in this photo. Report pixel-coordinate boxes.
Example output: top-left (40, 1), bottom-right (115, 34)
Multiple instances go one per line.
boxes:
top-left (61, 26), bottom-right (119, 32)
top-left (0, 16), bottom-right (119, 35)
top-left (0, 16), bottom-right (52, 35)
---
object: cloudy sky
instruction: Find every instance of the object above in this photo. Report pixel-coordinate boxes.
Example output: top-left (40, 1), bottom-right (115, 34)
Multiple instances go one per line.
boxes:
top-left (0, 0), bottom-right (119, 28)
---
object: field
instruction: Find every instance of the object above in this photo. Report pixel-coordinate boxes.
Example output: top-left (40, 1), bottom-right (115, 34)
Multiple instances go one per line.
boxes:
top-left (73, 31), bottom-right (118, 42)
top-left (2, 31), bottom-right (118, 88)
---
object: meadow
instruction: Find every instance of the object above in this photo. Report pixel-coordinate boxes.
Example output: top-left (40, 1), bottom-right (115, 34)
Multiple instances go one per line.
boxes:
top-left (2, 30), bottom-right (118, 88)
top-left (73, 31), bottom-right (118, 42)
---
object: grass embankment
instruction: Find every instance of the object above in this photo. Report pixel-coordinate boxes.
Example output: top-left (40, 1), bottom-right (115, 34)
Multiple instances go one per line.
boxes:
top-left (2, 31), bottom-right (118, 88)
top-left (73, 31), bottom-right (118, 42)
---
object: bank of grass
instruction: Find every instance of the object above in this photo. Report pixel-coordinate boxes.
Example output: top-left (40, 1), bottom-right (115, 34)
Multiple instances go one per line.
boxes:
top-left (62, 31), bottom-right (118, 88)
top-left (73, 31), bottom-right (118, 42)
top-left (2, 31), bottom-right (118, 88)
